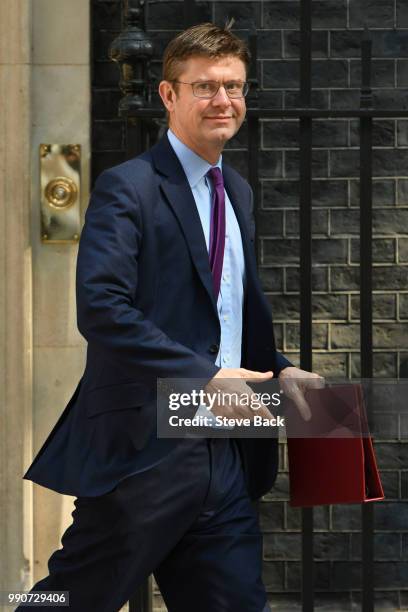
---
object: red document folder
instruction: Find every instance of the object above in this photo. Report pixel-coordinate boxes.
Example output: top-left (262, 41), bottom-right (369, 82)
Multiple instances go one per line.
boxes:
top-left (286, 384), bottom-right (384, 507)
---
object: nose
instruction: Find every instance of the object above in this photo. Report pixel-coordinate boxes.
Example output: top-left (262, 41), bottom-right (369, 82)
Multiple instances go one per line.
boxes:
top-left (211, 85), bottom-right (232, 106)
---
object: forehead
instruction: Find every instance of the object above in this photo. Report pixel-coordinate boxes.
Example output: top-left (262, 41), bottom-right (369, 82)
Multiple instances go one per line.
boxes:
top-left (178, 55), bottom-right (246, 80)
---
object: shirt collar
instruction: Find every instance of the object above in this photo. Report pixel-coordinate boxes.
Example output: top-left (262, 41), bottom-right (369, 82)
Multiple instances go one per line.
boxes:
top-left (167, 128), bottom-right (222, 188)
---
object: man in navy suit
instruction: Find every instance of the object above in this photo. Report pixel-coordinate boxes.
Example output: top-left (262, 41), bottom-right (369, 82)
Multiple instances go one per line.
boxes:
top-left (21, 23), bottom-right (321, 612)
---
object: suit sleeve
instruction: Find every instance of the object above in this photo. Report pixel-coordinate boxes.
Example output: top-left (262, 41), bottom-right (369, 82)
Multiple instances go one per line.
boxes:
top-left (76, 168), bottom-right (220, 384)
top-left (247, 184), bottom-right (293, 375)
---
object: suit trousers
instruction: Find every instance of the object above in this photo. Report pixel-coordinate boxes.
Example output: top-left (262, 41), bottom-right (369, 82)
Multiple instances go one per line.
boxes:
top-left (18, 437), bottom-right (271, 612)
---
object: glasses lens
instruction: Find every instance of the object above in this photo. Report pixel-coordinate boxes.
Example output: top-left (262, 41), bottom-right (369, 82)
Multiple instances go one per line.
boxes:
top-left (193, 82), bottom-right (219, 98)
top-left (225, 82), bottom-right (247, 98)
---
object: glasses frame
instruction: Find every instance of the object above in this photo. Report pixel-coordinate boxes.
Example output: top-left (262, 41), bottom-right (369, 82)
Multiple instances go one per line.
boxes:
top-left (170, 79), bottom-right (249, 99)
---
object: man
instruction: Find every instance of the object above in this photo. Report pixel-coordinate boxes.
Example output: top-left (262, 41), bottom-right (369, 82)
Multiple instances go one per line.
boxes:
top-left (21, 23), bottom-right (320, 612)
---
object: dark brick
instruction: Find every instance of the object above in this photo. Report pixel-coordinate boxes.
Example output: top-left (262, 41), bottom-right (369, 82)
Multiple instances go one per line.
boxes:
top-left (258, 151), bottom-right (283, 179)
top-left (330, 30), bottom-right (366, 59)
top-left (285, 150), bottom-right (328, 179)
top-left (312, 352), bottom-right (348, 377)
top-left (259, 267), bottom-right (284, 292)
top-left (349, 0), bottom-right (395, 28)
top-left (262, 561), bottom-right (285, 591)
top-left (313, 120), bottom-right (348, 148)
top-left (312, 180), bottom-right (348, 207)
top-left (349, 180), bottom-right (396, 208)
top-left (312, 1), bottom-right (347, 28)
top-left (398, 179), bottom-right (408, 205)
top-left (331, 323), bottom-right (360, 349)
top-left (399, 293), bottom-right (408, 318)
top-left (370, 413), bottom-right (400, 441)
top-left (263, 120), bottom-right (299, 149)
top-left (397, 59), bottom-right (408, 87)
top-left (377, 150), bottom-right (408, 180)
top-left (377, 471), bottom-right (400, 499)
top-left (375, 444), bottom-right (408, 469)
top-left (266, 293), bottom-right (300, 319)
top-left (267, 472), bottom-right (290, 500)
top-left (284, 89), bottom-right (329, 109)
top-left (373, 265), bottom-right (408, 290)
top-left (257, 30), bottom-right (282, 59)
top-left (314, 533), bottom-right (350, 560)
top-left (352, 532), bottom-right (401, 560)
top-left (312, 60), bottom-right (348, 88)
top-left (312, 294), bottom-right (348, 320)
top-left (262, 180), bottom-right (299, 209)
top-left (374, 561), bottom-right (408, 588)
top-left (148, 1), bottom-right (211, 28)
top-left (331, 29), bottom-right (408, 59)
top-left (283, 30), bottom-right (328, 59)
top-left (397, 0), bottom-right (408, 28)
top-left (330, 266), bottom-right (360, 291)
top-left (263, 533), bottom-right (301, 560)
top-left (332, 504), bottom-right (361, 530)
top-left (372, 88), bottom-right (408, 110)
top-left (312, 238), bottom-right (348, 264)
top-left (399, 237), bottom-right (408, 262)
top-left (374, 323), bottom-right (408, 349)
top-left (330, 150), bottom-right (360, 178)
top-left (285, 323), bottom-right (328, 350)
top-left (350, 238), bottom-right (396, 264)
top-left (286, 561), bottom-right (330, 590)
top-left (350, 59), bottom-right (395, 88)
top-left (330, 208), bottom-right (359, 235)
top-left (258, 90), bottom-right (284, 108)
top-left (216, 2), bottom-right (261, 28)
top-left (330, 88), bottom-right (361, 110)
top-left (285, 266), bottom-right (329, 292)
top-left (263, 239), bottom-right (299, 266)
top-left (397, 120), bottom-right (408, 147)
top-left (262, 2), bottom-right (300, 29)
top-left (258, 210), bottom-right (284, 236)
top-left (285, 504), bottom-right (330, 531)
top-left (350, 352), bottom-right (398, 378)
top-left (330, 561), bottom-right (361, 589)
top-left (350, 119), bottom-right (395, 148)
top-left (259, 501), bottom-right (285, 531)
top-left (285, 209), bottom-right (328, 236)
top-left (350, 294), bottom-right (396, 320)
top-left (262, 60), bottom-right (299, 88)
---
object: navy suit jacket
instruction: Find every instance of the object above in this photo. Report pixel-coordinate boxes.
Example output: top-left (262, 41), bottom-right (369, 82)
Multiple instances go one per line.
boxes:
top-left (24, 132), bottom-right (292, 500)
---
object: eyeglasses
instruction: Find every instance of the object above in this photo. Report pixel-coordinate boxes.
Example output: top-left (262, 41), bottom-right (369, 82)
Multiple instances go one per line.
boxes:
top-left (171, 80), bottom-right (249, 99)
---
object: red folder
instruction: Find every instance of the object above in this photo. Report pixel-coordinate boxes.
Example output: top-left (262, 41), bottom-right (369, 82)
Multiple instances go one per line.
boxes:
top-left (286, 384), bottom-right (384, 507)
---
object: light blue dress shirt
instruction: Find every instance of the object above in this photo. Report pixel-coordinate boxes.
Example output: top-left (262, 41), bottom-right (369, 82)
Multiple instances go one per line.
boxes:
top-left (167, 128), bottom-right (245, 369)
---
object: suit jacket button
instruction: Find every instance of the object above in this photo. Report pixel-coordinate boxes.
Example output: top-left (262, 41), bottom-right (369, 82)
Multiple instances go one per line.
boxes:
top-left (209, 344), bottom-right (219, 354)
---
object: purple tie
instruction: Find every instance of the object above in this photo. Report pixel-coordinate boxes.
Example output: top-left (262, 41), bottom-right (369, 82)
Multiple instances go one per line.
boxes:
top-left (207, 167), bottom-right (226, 298)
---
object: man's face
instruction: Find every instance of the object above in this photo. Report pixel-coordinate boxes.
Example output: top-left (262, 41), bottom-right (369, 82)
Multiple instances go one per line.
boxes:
top-left (160, 54), bottom-right (247, 154)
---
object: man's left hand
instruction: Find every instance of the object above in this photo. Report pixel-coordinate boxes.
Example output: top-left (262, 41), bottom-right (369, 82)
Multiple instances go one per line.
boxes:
top-left (278, 366), bottom-right (324, 421)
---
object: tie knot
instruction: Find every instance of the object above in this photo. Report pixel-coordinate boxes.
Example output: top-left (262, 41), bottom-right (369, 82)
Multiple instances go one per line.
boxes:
top-left (207, 166), bottom-right (224, 188)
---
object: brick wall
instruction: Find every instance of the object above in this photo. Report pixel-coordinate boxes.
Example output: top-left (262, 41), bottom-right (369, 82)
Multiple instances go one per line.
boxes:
top-left (91, 1), bottom-right (408, 609)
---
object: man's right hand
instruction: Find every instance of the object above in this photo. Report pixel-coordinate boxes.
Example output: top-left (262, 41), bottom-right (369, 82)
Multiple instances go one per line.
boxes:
top-left (204, 368), bottom-right (274, 421)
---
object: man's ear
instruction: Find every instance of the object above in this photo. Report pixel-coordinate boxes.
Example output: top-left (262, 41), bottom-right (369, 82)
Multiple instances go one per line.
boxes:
top-left (158, 80), bottom-right (176, 113)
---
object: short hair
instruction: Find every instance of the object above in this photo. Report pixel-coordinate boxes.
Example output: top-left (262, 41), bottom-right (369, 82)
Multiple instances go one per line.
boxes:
top-left (161, 22), bottom-right (250, 122)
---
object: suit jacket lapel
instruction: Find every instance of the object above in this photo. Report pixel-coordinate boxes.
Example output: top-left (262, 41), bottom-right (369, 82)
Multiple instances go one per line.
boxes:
top-left (222, 165), bottom-right (259, 292)
top-left (150, 133), bottom-right (258, 319)
top-left (151, 133), bottom-right (218, 317)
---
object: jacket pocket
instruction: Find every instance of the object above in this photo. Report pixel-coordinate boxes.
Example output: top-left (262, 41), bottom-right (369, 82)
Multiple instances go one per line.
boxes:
top-left (84, 381), bottom-right (153, 417)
